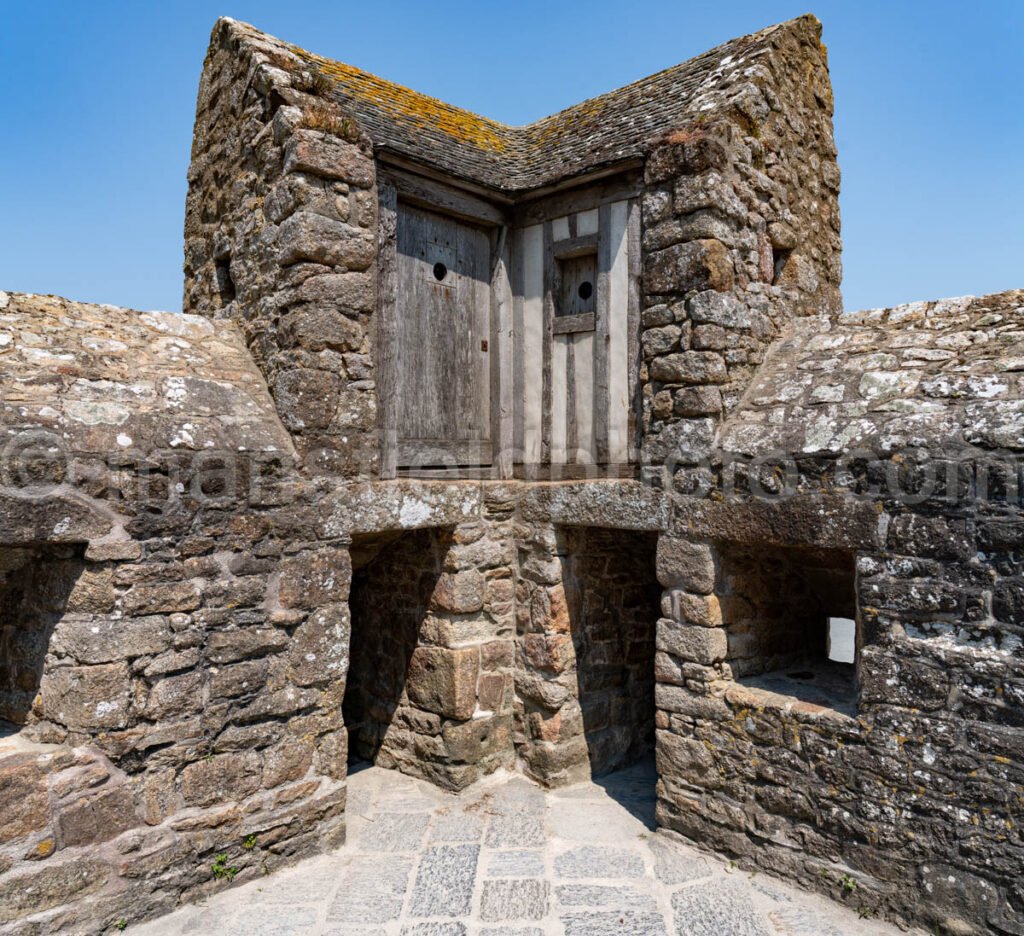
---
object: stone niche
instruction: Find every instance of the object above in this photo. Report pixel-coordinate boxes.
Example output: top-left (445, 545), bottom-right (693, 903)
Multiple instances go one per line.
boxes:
top-left (0, 544), bottom-right (85, 730)
top-left (344, 525), bottom-right (513, 791)
top-left (516, 525), bottom-right (661, 785)
top-left (715, 540), bottom-right (859, 715)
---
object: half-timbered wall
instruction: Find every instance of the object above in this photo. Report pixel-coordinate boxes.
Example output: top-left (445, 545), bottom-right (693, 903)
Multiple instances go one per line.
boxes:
top-left (513, 189), bottom-right (640, 472)
top-left (378, 169), bottom-right (641, 478)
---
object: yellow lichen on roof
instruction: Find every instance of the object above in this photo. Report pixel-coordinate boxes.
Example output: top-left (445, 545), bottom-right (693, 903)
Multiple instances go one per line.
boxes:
top-left (291, 48), bottom-right (510, 154)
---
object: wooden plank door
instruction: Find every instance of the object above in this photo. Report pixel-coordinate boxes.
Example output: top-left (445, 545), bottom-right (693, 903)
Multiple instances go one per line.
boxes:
top-left (393, 203), bottom-right (491, 467)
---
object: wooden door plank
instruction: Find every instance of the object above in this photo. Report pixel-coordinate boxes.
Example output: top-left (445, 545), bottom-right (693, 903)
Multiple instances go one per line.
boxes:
top-left (593, 202), bottom-right (612, 465)
top-left (541, 220), bottom-right (555, 464)
top-left (608, 199), bottom-right (631, 464)
top-left (377, 181), bottom-right (399, 479)
top-left (626, 197), bottom-right (642, 464)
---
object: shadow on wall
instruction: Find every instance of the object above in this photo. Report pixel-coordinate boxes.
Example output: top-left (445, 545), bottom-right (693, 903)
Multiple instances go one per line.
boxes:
top-left (343, 528), bottom-right (446, 767)
top-left (559, 526), bottom-right (661, 821)
top-left (0, 544), bottom-right (85, 732)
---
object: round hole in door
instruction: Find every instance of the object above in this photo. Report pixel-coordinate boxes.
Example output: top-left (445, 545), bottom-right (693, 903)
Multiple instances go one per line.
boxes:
top-left (433, 262), bottom-right (448, 281)
top-left (577, 280), bottom-right (593, 301)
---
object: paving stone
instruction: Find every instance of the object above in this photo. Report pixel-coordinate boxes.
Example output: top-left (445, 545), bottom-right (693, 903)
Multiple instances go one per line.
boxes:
top-left (480, 879), bottom-right (549, 922)
top-left (485, 814), bottom-right (546, 848)
top-left (768, 906), bottom-right (850, 936)
top-left (253, 859), bottom-right (345, 903)
top-left (562, 910), bottom-right (667, 935)
top-left (357, 812), bottom-right (431, 851)
top-left (556, 883), bottom-right (658, 911)
top-left (400, 924), bottom-right (468, 936)
top-left (323, 921), bottom-right (387, 929)
top-left (408, 844), bottom-right (480, 917)
top-left (429, 811), bottom-right (485, 843)
top-left (554, 845), bottom-right (645, 879)
top-left (326, 856), bottom-right (411, 924)
top-left (483, 778), bottom-right (547, 816)
top-left (485, 850), bottom-right (545, 877)
top-left (650, 836), bottom-right (713, 885)
top-left (480, 930), bottom-right (544, 936)
top-left (129, 764), bottom-right (911, 936)
top-left (672, 881), bottom-right (773, 936)
top-left (184, 905), bottom-right (320, 935)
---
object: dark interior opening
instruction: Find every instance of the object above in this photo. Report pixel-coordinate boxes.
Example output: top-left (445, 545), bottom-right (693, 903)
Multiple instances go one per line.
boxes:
top-left (558, 527), bottom-right (661, 779)
top-left (715, 540), bottom-right (858, 715)
top-left (771, 246), bottom-right (793, 284)
top-left (432, 261), bottom-right (448, 281)
top-left (343, 528), bottom-right (444, 768)
top-left (214, 255), bottom-right (236, 306)
top-left (1, 544), bottom-right (85, 736)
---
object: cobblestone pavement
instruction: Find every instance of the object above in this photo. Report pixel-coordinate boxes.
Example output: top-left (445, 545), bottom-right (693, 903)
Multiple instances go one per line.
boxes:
top-left (133, 759), bottom-right (913, 935)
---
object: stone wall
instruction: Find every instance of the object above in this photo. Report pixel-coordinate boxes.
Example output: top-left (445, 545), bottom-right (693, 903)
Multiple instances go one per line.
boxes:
top-left (651, 294), bottom-right (1024, 933)
top-left (0, 293), bottom-right (352, 933)
top-left (639, 15), bottom-right (842, 483)
top-left (183, 19), bottom-right (380, 476)
top-left (514, 523), bottom-right (661, 785)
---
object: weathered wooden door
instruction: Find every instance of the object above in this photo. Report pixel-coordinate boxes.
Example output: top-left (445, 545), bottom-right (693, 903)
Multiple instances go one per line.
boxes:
top-left (392, 203), bottom-right (491, 467)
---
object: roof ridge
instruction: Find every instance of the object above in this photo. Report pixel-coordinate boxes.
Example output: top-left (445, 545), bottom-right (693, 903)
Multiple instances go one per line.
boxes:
top-left (214, 14), bottom-right (820, 190)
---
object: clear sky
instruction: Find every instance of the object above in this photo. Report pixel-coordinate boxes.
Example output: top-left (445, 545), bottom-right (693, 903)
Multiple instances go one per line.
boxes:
top-left (1, 1), bottom-right (1020, 313)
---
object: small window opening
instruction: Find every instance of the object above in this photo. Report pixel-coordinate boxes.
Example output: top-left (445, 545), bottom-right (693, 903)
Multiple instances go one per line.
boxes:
top-left (432, 261), bottom-right (448, 282)
top-left (771, 247), bottom-right (792, 284)
top-left (556, 253), bottom-right (597, 319)
top-left (215, 256), bottom-right (236, 306)
top-left (715, 541), bottom-right (858, 716)
top-left (827, 616), bottom-right (856, 664)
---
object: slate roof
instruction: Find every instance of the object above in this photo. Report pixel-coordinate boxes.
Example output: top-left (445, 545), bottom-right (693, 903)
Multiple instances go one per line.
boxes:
top-left (720, 290), bottom-right (1024, 458)
top-left (228, 16), bottom-right (809, 192)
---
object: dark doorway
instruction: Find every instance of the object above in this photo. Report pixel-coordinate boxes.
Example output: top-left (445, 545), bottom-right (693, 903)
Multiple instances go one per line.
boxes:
top-left (0, 544), bottom-right (85, 734)
top-left (343, 528), bottom-right (445, 769)
top-left (559, 527), bottom-right (661, 779)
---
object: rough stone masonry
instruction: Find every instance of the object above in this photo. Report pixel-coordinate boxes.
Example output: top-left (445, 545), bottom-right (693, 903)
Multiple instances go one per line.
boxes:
top-left (0, 12), bottom-right (1020, 936)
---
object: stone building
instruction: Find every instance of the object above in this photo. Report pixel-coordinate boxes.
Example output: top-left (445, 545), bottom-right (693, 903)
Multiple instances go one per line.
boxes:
top-left (0, 13), bottom-right (1020, 935)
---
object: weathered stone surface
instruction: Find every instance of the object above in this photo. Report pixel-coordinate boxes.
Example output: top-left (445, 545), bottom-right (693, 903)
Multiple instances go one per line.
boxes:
top-left (430, 571), bottom-right (486, 614)
top-left (656, 539), bottom-right (715, 593)
top-left (649, 352), bottom-right (728, 385)
top-left (0, 759), bottom-right (51, 844)
top-left (39, 663), bottom-right (132, 729)
top-left (480, 879), bottom-right (549, 922)
top-left (408, 844), bottom-right (480, 917)
top-left (643, 240), bottom-right (733, 296)
top-left (279, 547), bottom-right (351, 608)
top-left (284, 130), bottom-right (374, 186)
top-left (179, 752), bottom-right (262, 806)
top-left (656, 621), bottom-right (726, 664)
top-left (406, 648), bottom-right (479, 720)
top-left (277, 211), bottom-right (375, 270)
top-left (0, 858), bottom-right (109, 919)
top-left (56, 784), bottom-right (139, 847)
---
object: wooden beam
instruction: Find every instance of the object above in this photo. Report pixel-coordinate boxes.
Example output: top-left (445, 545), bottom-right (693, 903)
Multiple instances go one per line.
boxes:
top-left (542, 220), bottom-right (555, 465)
top-left (385, 168), bottom-right (509, 226)
top-left (376, 181), bottom-right (399, 479)
top-left (552, 234), bottom-right (599, 260)
top-left (552, 312), bottom-right (595, 335)
top-left (593, 202), bottom-right (612, 466)
top-left (626, 197), bottom-right (642, 464)
top-left (513, 170), bottom-right (643, 227)
top-left (491, 225), bottom-right (514, 479)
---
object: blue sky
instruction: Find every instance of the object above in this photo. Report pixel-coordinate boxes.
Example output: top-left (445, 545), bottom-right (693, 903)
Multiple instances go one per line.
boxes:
top-left (1, 1), bottom-right (1020, 313)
